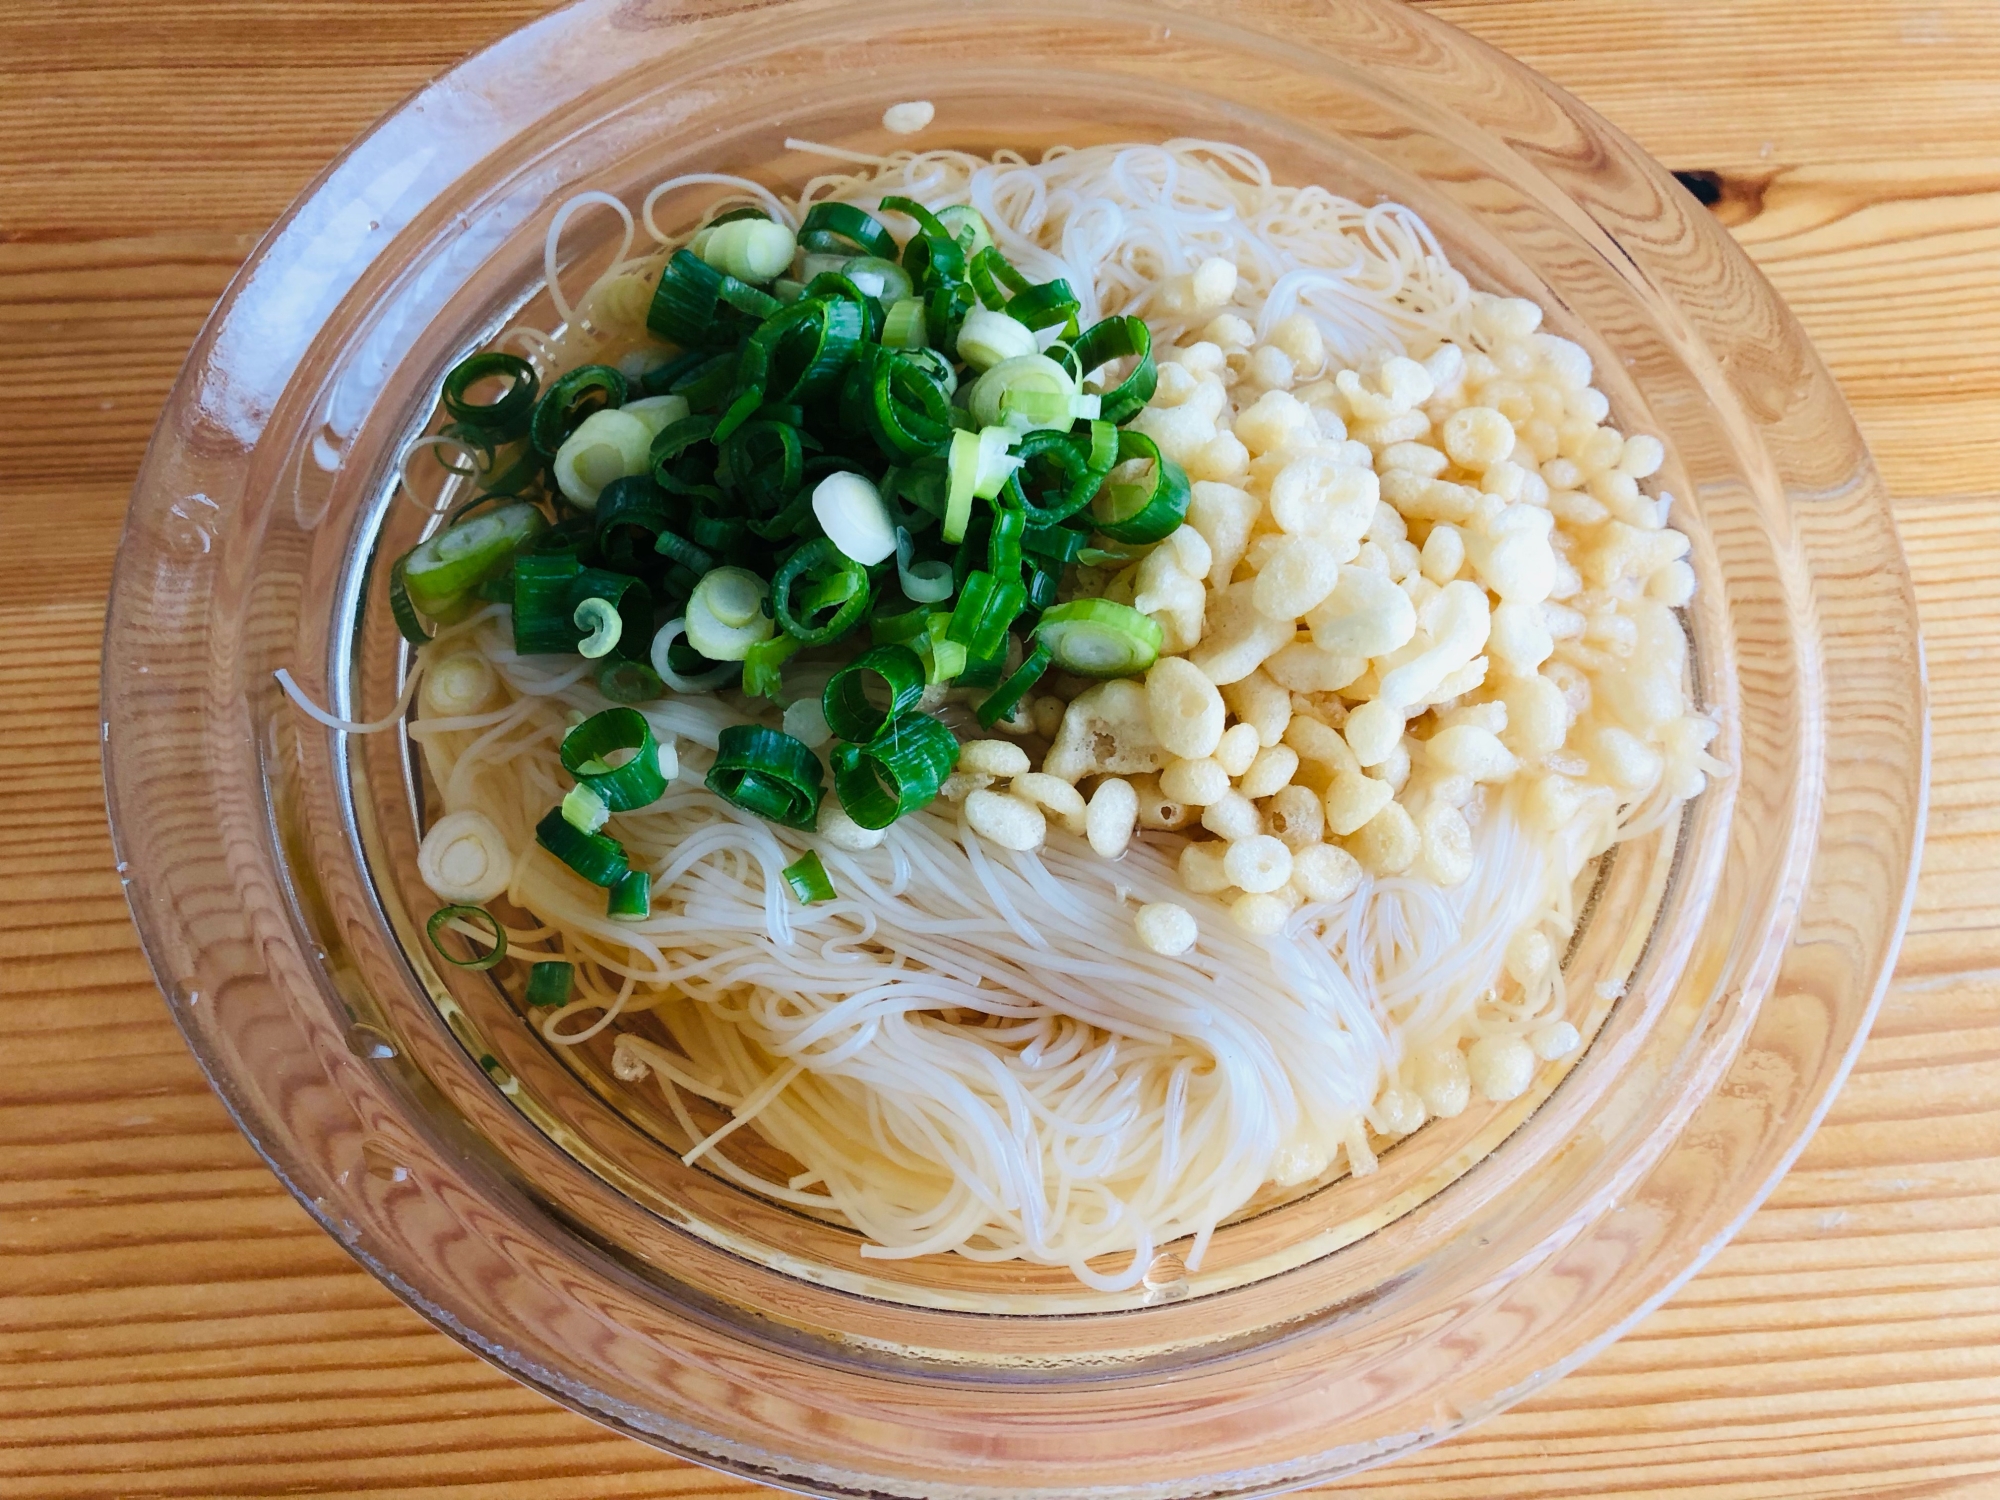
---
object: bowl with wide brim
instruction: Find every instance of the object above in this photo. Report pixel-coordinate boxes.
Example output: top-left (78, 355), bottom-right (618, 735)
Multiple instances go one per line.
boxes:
top-left (103, 1), bottom-right (1926, 1494)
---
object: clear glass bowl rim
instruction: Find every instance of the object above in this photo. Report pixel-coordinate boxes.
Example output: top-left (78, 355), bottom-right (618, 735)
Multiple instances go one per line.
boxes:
top-left (101, 1), bottom-right (1927, 1495)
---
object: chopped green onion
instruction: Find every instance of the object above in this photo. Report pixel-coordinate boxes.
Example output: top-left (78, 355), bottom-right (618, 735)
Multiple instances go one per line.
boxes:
top-left (924, 613), bottom-right (969, 684)
top-left (647, 249), bottom-right (734, 348)
top-left (1004, 277), bottom-right (1081, 337)
top-left (619, 392), bottom-right (692, 439)
top-left (967, 353), bottom-right (1076, 433)
top-left (1090, 429), bottom-right (1191, 544)
top-left (441, 352), bottom-right (539, 440)
top-left (1003, 427), bottom-right (1116, 528)
top-left (530, 364), bottom-right (627, 458)
top-left (967, 244), bottom-right (1030, 310)
top-left (901, 346), bottom-right (958, 398)
top-left (536, 806), bottom-right (631, 887)
top-left (696, 218), bottom-right (797, 283)
top-left (880, 195), bottom-right (968, 288)
top-left (782, 850), bottom-right (837, 904)
top-left (978, 642), bottom-right (1053, 728)
top-left (654, 529), bottom-right (716, 575)
top-left (512, 552), bottom-right (584, 655)
top-left (573, 597), bottom-right (623, 658)
top-left (972, 424), bottom-right (1020, 500)
top-left (842, 255), bottom-right (914, 304)
top-left (943, 428), bottom-right (981, 544)
top-left (607, 868), bottom-right (651, 922)
top-left (738, 293), bottom-right (867, 405)
top-left (844, 344), bottom-right (954, 460)
top-left (707, 724), bottom-right (825, 830)
top-left (947, 570), bottom-right (1028, 660)
top-left (743, 632), bottom-right (802, 699)
top-left (560, 707), bottom-right (670, 811)
top-left (553, 408), bottom-right (652, 509)
top-left (595, 657), bottom-right (665, 704)
top-left (988, 506), bottom-right (1026, 579)
top-left (525, 961), bottom-right (573, 1007)
top-left (425, 904), bottom-right (508, 970)
top-left (810, 471), bottom-right (897, 565)
top-left (1022, 522), bottom-right (1087, 564)
top-left (870, 599), bottom-right (933, 646)
top-left (1035, 598), bottom-right (1164, 678)
top-left (822, 644), bottom-right (926, 741)
top-left (830, 710), bottom-right (959, 830)
top-left (562, 782), bottom-right (610, 833)
top-left (894, 526), bottom-right (955, 603)
top-left (882, 296), bottom-right (928, 349)
top-left (512, 565), bottom-right (649, 659)
top-left (771, 538), bottom-right (870, 646)
top-left (592, 475), bottom-right (673, 570)
top-left (1071, 315), bottom-right (1158, 426)
top-left (686, 567), bottom-right (776, 661)
top-left (388, 553), bottom-right (433, 645)
top-left (798, 201), bottom-right (896, 260)
top-left (1025, 559), bottom-right (1062, 610)
top-left (937, 205), bottom-right (993, 258)
top-left (956, 306), bottom-right (1038, 371)
top-left (402, 501), bottom-right (548, 621)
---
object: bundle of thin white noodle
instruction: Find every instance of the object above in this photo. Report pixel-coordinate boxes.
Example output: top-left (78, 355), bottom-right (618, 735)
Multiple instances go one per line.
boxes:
top-left (415, 610), bottom-right (1563, 1289)
top-left (383, 140), bottom-right (1650, 1289)
top-left (518, 138), bottom-right (1474, 381)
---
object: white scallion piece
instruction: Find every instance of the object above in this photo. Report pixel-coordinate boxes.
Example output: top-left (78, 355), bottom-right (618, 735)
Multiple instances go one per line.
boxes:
top-left (811, 471), bottom-right (898, 565)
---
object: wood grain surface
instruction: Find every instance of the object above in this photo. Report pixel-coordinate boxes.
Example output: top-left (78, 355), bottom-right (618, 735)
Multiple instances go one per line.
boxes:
top-left (3, 2), bottom-right (1996, 1495)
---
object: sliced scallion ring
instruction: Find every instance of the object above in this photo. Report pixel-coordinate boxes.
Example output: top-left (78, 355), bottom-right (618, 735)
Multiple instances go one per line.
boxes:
top-left (946, 570), bottom-right (1028, 660)
top-left (781, 850), bottom-right (837, 904)
top-left (607, 868), bottom-right (651, 922)
top-left (937, 205), bottom-right (993, 258)
top-left (798, 201), bottom-right (896, 260)
top-left (895, 527), bottom-right (955, 603)
top-left (1072, 315), bottom-right (1158, 426)
top-left (811, 471), bottom-right (897, 565)
top-left (696, 218), bottom-right (797, 283)
top-left (594, 657), bottom-right (665, 705)
top-left (562, 782), bottom-right (610, 833)
top-left (560, 708), bottom-right (670, 811)
top-left (525, 961), bottom-right (573, 1007)
top-left (882, 297), bottom-right (928, 349)
top-left (426, 904), bottom-right (508, 970)
top-left (1089, 429), bottom-right (1191, 545)
top-left (573, 597), bottom-right (623, 658)
top-left (686, 568), bottom-right (776, 661)
top-left (955, 306), bottom-right (1038, 371)
top-left (650, 618), bottom-right (738, 693)
top-left (742, 632), bottom-right (802, 700)
top-left (977, 642), bottom-right (1053, 728)
top-left (830, 711), bottom-right (959, 830)
top-left (707, 725), bottom-right (825, 830)
top-left (552, 407), bottom-right (652, 510)
top-left (822, 645), bottom-right (926, 742)
top-left (943, 428), bottom-right (982, 544)
top-left (529, 363), bottom-right (627, 458)
top-left (388, 554), bottom-right (433, 645)
top-left (1035, 598), bottom-right (1164, 678)
top-left (536, 806), bottom-right (631, 888)
top-left (1004, 277), bottom-right (1081, 337)
top-left (402, 502), bottom-right (548, 622)
top-left (441, 352), bottom-right (539, 440)
top-left (967, 353), bottom-right (1076, 433)
top-left (771, 538), bottom-right (870, 646)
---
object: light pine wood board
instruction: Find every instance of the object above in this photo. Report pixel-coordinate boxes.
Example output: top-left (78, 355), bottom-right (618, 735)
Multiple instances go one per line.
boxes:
top-left (2, 1), bottom-right (1995, 1495)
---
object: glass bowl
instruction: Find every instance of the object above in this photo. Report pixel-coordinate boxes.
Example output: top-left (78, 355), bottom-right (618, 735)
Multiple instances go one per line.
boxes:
top-left (102, 0), bottom-right (1926, 1493)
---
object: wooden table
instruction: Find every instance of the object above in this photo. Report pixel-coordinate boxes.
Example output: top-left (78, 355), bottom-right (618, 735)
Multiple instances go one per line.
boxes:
top-left (5, 2), bottom-right (1996, 1494)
